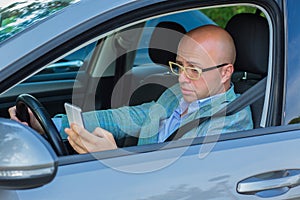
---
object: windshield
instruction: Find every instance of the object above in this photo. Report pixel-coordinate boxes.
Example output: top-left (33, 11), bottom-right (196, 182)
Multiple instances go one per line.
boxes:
top-left (0, 0), bottom-right (80, 43)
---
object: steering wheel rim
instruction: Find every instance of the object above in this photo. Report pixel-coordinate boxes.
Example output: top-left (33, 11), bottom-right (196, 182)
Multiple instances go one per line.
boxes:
top-left (16, 94), bottom-right (68, 156)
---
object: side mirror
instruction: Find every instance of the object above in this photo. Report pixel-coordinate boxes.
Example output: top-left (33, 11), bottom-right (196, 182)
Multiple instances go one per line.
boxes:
top-left (0, 118), bottom-right (58, 189)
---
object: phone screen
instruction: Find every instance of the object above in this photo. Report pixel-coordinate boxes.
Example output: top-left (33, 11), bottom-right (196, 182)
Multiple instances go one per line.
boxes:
top-left (64, 103), bottom-right (85, 128)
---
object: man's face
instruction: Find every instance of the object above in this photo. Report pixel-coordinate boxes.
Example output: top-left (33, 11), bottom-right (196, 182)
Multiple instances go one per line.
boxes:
top-left (176, 36), bottom-right (226, 103)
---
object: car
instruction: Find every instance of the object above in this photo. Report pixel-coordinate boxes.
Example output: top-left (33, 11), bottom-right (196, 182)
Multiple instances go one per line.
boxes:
top-left (0, 0), bottom-right (300, 199)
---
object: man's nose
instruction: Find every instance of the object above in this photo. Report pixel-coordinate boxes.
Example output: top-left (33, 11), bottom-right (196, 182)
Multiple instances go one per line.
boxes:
top-left (178, 70), bottom-right (190, 83)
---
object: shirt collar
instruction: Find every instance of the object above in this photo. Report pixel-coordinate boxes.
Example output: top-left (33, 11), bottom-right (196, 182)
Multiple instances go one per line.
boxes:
top-left (178, 84), bottom-right (234, 115)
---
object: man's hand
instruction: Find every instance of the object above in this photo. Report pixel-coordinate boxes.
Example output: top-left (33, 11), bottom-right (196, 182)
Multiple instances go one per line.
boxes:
top-left (65, 124), bottom-right (118, 154)
top-left (8, 106), bottom-right (45, 134)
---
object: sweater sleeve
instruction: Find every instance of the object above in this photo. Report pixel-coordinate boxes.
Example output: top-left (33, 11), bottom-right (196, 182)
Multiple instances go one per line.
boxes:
top-left (58, 101), bottom-right (156, 140)
top-left (57, 83), bottom-right (181, 141)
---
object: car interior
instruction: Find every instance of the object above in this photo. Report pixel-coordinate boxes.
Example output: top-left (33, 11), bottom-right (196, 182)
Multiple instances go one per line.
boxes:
top-left (225, 12), bottom-right (269, 128)
top-left (0, 5), bottom-right (271, 155)
top-left (118, 11), bottom-right (269, 147)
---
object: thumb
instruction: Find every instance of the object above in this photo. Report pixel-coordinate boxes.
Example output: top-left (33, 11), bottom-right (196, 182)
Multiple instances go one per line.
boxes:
top-left (93, 127), bottom-right (107, 137)
top-left (93, 127), bottom-right (115, 141)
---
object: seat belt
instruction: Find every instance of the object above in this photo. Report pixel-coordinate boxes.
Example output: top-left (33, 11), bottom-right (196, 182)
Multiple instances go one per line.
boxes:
top-left (165, 77), bottom-right (267, 141)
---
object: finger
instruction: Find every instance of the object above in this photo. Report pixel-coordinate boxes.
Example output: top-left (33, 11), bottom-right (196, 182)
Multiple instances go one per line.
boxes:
top-left (67, 136), bottom-right (87, 154)
top-left (8, 106), bottom-right (21, 122)
top-left (65, 127), bottom-right (88, 154)
top-left (72, 124), bottom-right (98, 143)
top-left (93, 127), bottom-right (117, 147)
top-left (72, 125), bottom-right (102, 151)
top-left (27, 108), bottom-right (36, 122)
top-left (8, 106), bottom-right (31, 129)
top-left (8, 106), bottom-right (16, 116)
top-left (26, 108), bottom-right (44, 133)
top-left (69, 125), bottom-right (117, 152)
top-left (65, 127), bottom-right (84, 147)
top-left (93, 127), bottom-right (105, 137)
top-left (70, 125), bottom-right (106, 152)
top-left (66, 125), bottom-right (95, 153)
top-left (20, 122), bottom-right (29, 126)
top-left (94, 127), bottom-right (114, 141)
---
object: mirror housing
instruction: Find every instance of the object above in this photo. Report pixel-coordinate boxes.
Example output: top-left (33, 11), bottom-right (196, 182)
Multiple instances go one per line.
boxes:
top-left (0, 118), bottom-right (58, 189)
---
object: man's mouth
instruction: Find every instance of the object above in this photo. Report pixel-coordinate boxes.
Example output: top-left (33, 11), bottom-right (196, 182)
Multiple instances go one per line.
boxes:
top-left (180, 87), bottom-right (194, 95)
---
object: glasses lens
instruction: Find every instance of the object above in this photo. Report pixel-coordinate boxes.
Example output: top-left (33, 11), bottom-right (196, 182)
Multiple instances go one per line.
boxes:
top-left (185, 67), bottom-right (201, 80)
top-left (169, 62), bottom-right (201, 80)
top-left (169, 62), bottom-right (180, 75)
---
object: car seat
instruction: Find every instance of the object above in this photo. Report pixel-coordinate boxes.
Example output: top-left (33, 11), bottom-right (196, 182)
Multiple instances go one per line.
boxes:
top-left (225, 12), bottom-right (269, 128)
top-left (120, 22), bottom-right (186, 147)
top-left (128, 21), bottom-right (186, 106)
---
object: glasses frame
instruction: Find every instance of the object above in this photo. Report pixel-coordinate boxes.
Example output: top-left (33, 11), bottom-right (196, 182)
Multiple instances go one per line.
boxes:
top-left (168, 61), bottom-right (229, 80)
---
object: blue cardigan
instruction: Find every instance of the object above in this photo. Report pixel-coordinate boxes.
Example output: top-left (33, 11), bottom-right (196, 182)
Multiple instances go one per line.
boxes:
top-left (59, 84), bottom-right (253, 145)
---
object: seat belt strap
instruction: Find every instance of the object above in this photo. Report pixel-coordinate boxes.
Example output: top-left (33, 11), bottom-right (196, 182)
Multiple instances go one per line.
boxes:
top-left (165, 77), bottom-right (267, 141)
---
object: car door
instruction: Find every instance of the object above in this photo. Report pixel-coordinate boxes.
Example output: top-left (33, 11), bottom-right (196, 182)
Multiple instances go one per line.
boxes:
top-left (10, 127), bottom-right (300, 200)
top-left (2, 0), bottom-right (300, 199)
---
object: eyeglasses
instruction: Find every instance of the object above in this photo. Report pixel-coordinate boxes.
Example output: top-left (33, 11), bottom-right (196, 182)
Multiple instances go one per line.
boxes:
top-left (168, 61), bottom-right (229, 80)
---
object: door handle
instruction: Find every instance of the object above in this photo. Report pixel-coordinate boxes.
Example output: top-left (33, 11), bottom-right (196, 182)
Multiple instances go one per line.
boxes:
top-left (237, 169), bottom-right (300, 194)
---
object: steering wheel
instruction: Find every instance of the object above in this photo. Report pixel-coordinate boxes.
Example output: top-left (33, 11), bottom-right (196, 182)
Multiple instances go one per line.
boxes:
top-left (16, 94), bottom-right (68, 156)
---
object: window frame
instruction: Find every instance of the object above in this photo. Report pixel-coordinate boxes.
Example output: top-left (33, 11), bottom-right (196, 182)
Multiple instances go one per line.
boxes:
top-left (55, 0), bottom-right (283, 160)
top-left (0, 0), bottom-right (283, 160)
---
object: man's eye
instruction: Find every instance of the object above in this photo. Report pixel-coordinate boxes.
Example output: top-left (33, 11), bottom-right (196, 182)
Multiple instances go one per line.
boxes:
top-left (191, 68), bottom-right (199, 73)
top-left (189, 68), bottom-right (200, 74)
top-left (173, 66), bottom-right (180, 72)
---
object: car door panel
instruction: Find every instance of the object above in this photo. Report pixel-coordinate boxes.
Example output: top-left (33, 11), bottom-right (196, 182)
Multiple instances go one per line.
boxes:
top-left (10, 125), bottom-right (300, 200)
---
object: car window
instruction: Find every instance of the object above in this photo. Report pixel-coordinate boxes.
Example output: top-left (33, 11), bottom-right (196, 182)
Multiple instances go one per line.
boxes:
top-left (25, 42), bottom-right (97, 83)
top-left (0, 3), bottom-right (273, 156)
top-left (74, 4), bottom-right (272, 149)
top-left (0, 0), bottom-right (80, 44)
top-left (133, 10), bottom-right (215, 67)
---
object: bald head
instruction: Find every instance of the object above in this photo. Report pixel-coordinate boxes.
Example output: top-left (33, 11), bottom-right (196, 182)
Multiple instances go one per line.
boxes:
top-left (176, 25), bottom-right (236, 100)
top-left (180, 25), bottom-right (236, 65)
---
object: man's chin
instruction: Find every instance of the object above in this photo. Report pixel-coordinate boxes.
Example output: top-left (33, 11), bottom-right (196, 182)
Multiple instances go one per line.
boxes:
top-left (182, 95), bottom-right (197, 103)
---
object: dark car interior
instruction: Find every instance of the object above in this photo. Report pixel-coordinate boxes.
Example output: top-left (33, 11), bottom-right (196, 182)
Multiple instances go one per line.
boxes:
top-left (103, 10), bottom-right (270, 147)
top-left (225, 12), bottom-right (269, 128)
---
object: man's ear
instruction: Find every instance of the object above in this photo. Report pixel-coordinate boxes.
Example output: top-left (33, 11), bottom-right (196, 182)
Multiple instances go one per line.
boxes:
top-left (221, 64), bottom-right (234, 83)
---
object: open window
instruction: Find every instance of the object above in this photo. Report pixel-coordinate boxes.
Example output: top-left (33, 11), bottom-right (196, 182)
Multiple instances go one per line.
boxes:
top-left (74, 4), bottom-right (273, 149)
top-left (0, 1), bottom-right (277, 156)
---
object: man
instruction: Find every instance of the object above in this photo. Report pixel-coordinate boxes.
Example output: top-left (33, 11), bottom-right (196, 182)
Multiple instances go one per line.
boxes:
top-left (9, 25), bottom-right (253, 154)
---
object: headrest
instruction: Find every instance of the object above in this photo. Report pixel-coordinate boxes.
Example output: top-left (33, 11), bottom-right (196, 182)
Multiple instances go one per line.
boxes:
top-left (225, 13), bottom-right (269, 75)
top-left (149, 21), bottom-right (186, 67)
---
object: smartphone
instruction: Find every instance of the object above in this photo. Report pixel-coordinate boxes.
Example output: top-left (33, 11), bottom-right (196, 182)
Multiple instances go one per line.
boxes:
top-left (64, 103), bottom-right (85, 128)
